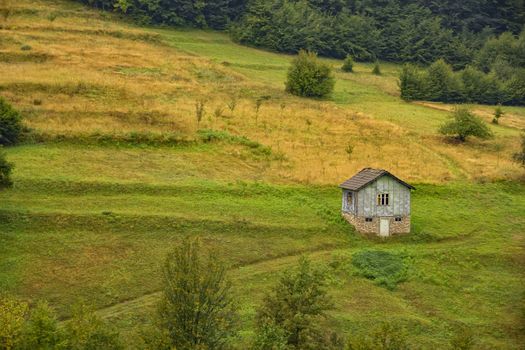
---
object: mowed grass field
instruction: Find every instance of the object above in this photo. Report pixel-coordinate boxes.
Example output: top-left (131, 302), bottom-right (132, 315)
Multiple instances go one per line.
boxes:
top-left (0, 0), bottom-right (524, 348)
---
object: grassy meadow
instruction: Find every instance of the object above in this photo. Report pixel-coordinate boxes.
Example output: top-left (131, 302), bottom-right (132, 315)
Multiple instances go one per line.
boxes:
top-left (0, 0), bottom-right (524, 348)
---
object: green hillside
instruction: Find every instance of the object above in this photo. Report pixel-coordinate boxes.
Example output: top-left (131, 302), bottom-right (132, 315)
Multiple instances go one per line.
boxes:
top-left (0, 0), bottom-right (524, 348)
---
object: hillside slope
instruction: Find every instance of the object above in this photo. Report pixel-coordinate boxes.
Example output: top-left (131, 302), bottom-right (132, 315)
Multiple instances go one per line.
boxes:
top-left (0, 0), bottom-right (524, 348)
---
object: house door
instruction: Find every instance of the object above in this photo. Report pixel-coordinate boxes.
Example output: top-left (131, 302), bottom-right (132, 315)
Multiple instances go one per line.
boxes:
top-left (379, 218), bottom-right (390, 237)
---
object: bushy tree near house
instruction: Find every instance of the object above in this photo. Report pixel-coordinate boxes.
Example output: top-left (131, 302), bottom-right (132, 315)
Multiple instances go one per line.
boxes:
top-left (285, 50), bottom-right (335, 98)
top-left (439, 107), bottom-right (493, 142)
top-left (158, 238), bottom-right (237, 350)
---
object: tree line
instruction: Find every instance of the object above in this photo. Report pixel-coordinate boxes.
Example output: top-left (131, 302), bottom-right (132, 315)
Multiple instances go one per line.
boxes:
top-left (77, 0), bottom-right (524, 68)
top-left (399, 30), bottom-right (525, 105)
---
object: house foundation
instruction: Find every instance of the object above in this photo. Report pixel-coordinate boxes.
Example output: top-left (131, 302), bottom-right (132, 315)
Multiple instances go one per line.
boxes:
top-left (342, 212), bottom-right (410, 236)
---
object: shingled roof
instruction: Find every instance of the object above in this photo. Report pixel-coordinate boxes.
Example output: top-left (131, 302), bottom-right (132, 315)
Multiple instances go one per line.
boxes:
top-left (339, 168), bottom-right (415, 191)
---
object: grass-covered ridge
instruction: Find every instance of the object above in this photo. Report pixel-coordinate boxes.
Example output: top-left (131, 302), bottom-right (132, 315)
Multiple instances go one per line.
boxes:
top-left (0, 0), bottom-right (524, 348)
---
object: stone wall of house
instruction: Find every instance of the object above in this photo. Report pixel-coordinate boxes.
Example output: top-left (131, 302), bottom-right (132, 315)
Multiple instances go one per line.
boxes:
top-left (389, 216), bottom-right (411, 234)
top-left (342, 212), bottom-right (410, 236)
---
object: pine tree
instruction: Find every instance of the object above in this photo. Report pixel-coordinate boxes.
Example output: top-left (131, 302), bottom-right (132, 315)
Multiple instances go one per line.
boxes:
top-left (425, 59), bottom-right (463, 102)
top-left (399, 64), bottom-right (427, 101)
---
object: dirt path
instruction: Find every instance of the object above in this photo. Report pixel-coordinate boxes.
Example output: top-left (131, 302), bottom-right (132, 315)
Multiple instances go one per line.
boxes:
top-left (84, 246), bottom-right (342, 321)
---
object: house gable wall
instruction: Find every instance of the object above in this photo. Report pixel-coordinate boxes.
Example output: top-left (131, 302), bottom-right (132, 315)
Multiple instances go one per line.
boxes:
top-left (355, 175), bottom-right (411, 217)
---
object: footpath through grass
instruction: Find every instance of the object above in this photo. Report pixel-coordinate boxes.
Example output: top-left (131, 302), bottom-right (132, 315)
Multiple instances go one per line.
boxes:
top-left (0, 1), bottom-right (524, 348)
top-left (1, 149), bottom-right (524, 348)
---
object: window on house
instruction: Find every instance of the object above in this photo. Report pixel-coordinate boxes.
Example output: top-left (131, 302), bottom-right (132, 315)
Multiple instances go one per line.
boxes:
top-left (376, 193), bottom-right (390, 206)
top-left (346, 192), bottom-right (353, 206)
top-left (395, 217), bottom-right (402, 222)
top-left (365, 217), bottom-right (373, 222)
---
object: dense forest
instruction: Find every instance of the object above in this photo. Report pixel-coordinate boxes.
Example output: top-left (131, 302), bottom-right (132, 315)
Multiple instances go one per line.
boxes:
top-left (76, 0), bottom-right (525, 105)
top-left (80, 0), bottom-right (524, 67)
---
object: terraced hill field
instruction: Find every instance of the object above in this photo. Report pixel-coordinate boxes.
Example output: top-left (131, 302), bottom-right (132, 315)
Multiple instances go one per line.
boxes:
top-left (0, 0), bottom-right (524, 348)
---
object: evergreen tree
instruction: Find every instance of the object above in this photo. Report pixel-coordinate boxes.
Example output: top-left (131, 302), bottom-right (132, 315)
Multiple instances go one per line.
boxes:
top-left (425, 59), bottom-right (463, 102)
top-left (285, 50), bottom-right (335, 98)
top-left (158, 238), bottom-right (237, 350)
top-left (399, 64), bottom-right (427, 101)
top-left (255, 257), bottom-right (335, 349)
top-left (460, 66), bottom-right (502, 104)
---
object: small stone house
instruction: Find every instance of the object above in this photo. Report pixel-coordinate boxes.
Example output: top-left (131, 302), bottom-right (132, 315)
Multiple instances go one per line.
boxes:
top-left (339, 168), bottom-right (415, 237)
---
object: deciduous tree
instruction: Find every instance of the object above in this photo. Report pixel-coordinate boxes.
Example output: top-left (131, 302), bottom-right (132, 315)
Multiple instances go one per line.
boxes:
top-left (158, 238), bottom-right (237, 350)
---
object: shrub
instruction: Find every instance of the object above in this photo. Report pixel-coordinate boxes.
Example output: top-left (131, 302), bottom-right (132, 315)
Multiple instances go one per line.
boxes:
top-left (372, 62), bottom-right (381, 75)
top-left (255, 257), bottom-right (335, 349)
top-left (0, 151), bottom-right (13, 189)
top-left (65, 303), bottom-right (123, 350)
top-left (285, 50), bottom-right (335, 98)
top-left (352, 250), bottom-right (408, 290)
top-left (342, 55), bottom-right (354, 72)
top-left (513, 134), bottom-right (525, 168)
top-left (195, 99), bottom-right (205, 127)
top-left (492, 106), bottom-right (504, 124)
top-left (439, 107), bottom-right (493, 142)
top-left (21, 301), bottom-right (65, 350)
top-left (449, 326), bottom-right (475, 350)
top-left (158, 238), bottom-right (237, 350)
top-left (0, 295), bottom-right (29, 350)
top-left (0, 97), bottom-right (23, 146)
top-left (252, 323), bottom-right (288, 350)
top-left (346, 322), bottom-right (410, 350)
top-left (20, 45), bottom-right (32, 51)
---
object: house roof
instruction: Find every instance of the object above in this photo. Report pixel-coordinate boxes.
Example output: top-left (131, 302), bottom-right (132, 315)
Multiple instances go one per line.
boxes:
top-left (339, 168), bottom-right (415, 191)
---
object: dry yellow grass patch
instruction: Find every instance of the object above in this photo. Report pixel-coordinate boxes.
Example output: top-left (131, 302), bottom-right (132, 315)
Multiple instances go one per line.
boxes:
top-left (1, 0), bottom-right (523, 184)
